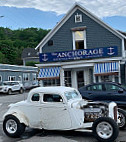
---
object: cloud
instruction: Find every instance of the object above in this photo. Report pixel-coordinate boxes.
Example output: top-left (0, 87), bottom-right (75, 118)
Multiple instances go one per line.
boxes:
top-left (0, 0), bottom-right (126, 18)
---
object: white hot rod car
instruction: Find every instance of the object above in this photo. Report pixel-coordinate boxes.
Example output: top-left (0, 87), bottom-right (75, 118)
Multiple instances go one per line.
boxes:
top-left (3, 86), bottom-right (119, 142)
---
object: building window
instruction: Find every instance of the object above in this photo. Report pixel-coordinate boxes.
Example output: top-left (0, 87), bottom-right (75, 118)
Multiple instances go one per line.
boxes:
top-left (48, 40), bottom-right (53, 46)
top-left (75, 14), bottom-right (82, 23)
top-left (72, 29), bottom-right (86, 50)
top-left (43, 79), bottom-right (60, 87)
top-left (64, 71), bottom-right (71, 87)
top-left (23, 73), bottom-right (30, 81)
top-left (8, 76), bottom-right (16, 81)
top-left (32, 73), bottom-right (37, 81)
top-left (18, 76), bottom-right (22, 82)
top-left (0, 75), bottom-right (2, 82)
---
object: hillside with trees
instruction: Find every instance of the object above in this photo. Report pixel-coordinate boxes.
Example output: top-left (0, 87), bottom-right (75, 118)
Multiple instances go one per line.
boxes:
top-left (0, 27), bottom-right (49, 65)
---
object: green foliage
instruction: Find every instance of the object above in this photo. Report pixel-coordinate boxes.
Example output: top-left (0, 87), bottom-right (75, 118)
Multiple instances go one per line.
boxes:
top-left (0, 51), bottom-right (5, 63)
top-left (26, 61), bottom-right (39, 67)
top-left (0, 27), bottom-right (49, 65)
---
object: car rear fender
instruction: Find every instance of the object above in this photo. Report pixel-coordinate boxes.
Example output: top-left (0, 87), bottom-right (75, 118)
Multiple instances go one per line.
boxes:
top-left (3, 110), bottom-right (29, 126)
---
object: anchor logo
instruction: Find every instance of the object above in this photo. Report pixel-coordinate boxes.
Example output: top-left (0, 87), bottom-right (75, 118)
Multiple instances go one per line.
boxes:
top-left (107, 47), bottom-right (115, 55)
top-left (42, 54), bottom-right (48, 61)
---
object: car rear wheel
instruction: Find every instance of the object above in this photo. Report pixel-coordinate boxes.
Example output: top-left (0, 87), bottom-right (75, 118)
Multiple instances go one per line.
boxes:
top-left (19, 88), bottom-right (24, 94)
top-left (118, 108), bottom-right (126, 130)
top-left (3, 115), bottom-right (26, 138)
top-left (92, 117), bottom-right (119, 142)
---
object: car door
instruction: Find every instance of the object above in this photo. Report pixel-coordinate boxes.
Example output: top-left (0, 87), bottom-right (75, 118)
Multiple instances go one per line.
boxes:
top-left (80, 84), bottom-right (105, 101)
top-left (14, 82), bottom-right (20, 91)
top-left (104, 83), bottom-right (126, 106)
top-left (41, 93), bottom-right (72, 130)
top-left (22, 93), bottom-right (42, 128)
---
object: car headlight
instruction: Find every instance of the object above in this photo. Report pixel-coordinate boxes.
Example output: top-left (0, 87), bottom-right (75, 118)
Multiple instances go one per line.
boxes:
top-left (3, 87), bottom-right (8, 91)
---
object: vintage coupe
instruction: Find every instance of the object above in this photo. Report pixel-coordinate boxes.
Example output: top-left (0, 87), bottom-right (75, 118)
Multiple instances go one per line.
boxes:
top-left (3, 86), bottom-right (119, 142)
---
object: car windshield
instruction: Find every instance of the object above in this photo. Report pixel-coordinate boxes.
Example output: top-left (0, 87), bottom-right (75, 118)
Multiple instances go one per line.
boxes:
top-left (65, 90), bottom-right (81, 101)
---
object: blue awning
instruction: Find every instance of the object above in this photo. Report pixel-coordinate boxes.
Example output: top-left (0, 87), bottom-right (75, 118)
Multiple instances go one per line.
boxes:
top-left (38, 67), bottom-right (61, 79)
top-left (94, 62), bottom-right (119, 75)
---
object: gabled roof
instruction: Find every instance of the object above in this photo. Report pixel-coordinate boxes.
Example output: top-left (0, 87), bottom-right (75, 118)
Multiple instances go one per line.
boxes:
top-left (22, 48), bottom-right (39, 59)
top-left (35, 3), bottom-right (126, 51)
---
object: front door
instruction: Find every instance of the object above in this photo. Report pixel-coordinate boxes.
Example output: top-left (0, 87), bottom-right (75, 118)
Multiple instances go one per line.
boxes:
top-left (41, 93), bottom-right (72, 130)
top-left (77, 71), bottom-right (84, 89)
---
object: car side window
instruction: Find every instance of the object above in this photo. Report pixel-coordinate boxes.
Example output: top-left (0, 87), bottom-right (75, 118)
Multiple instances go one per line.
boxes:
top-left (105, 84), bottom-right (121, 91)
top-left (43, 94), bottom-right (63, 102)
top-left (11, 82), bottom-right (15, 85)
top-left (87, 84), bottom-right (102, 91)
top-left (31, 93), bottom-right (40, 101)
top-left (14, 82), bottom-right (19, 85)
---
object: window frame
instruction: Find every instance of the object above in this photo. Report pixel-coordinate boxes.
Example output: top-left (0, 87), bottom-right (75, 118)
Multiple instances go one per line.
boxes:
top-left (105, 83), bottom-right (122, 92)
top-left (86, 84), bottom-right (103, 91)
top-left (32, 73), bottom-right (37, 81)
top-left (8, 76), bottom-right (16, 81)
top-left (43, 93), bottom-right (63, 103)
top-left (72, 30), bottom-right (87, 50)
top-left (23, 73), bottom-right (30, 82)
top-left (31, 93), bottom-right (40, 102)
top-left (0, 75), bottom-right (2, 82)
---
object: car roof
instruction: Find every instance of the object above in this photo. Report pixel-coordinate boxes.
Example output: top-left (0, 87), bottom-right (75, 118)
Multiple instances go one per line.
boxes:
top-left (79, 82), bottom-right (121, 89)
top-left (28, 86), bottom-right (76, 95)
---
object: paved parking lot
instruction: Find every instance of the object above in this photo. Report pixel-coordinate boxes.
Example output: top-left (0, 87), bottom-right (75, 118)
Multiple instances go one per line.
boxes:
top-left (0, 92), bottom-right (126, 142)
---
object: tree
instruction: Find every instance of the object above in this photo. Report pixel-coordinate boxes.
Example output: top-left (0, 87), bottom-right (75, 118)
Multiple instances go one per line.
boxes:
top-left (0, 27), bottom-right (50, 65)
top-left (26, 61), bottom-right (39, 67)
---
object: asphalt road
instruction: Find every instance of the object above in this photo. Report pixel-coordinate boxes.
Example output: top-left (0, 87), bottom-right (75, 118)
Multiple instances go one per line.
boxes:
top-left (0, 91), bottom-right (126, 142)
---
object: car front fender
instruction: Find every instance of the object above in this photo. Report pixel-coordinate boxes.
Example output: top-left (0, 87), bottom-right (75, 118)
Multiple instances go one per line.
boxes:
top-left (3, 110), bottom-right (29, 126)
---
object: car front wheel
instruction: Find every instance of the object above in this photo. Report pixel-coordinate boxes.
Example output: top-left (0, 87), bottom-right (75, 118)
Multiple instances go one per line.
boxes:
top-left (92, 117), bottom-right (119, 142)
top-left (118, 108), bottom-right (126, 130)
top-left (3, 115), bottom-right (26, 138)
top-left (8, 89), bottom-right (12, 95)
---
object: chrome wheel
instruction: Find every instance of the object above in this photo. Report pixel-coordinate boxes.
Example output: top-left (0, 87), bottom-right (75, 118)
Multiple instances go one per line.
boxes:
top-left (6, 119), bottom-right (17, 134)
top-left (118, 111), bottom-right (126, 128)
top-left (96, 121), bottom-right (113, 139)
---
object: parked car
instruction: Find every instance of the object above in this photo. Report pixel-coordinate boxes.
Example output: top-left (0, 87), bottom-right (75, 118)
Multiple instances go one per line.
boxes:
top-left (79, 82), bottom-right (126, 129)
top-left (0, 81), bottom-right (24, 95)
top-left (3, 86), bottom-right (119, 142)
top-left (24, 81), bottom-right (39, 90)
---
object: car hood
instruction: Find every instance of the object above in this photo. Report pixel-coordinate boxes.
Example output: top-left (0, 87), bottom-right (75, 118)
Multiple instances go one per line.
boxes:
top-left (0, 85), bottom-right (9, 88)
top-left (71, 99), bottom-right (109, 109)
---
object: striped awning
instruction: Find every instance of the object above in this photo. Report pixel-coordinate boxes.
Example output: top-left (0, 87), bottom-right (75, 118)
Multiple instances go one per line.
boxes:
top-left (94, 62), bottom-right (119, 75)
top-left (38, 67), bottom-right (61, 79)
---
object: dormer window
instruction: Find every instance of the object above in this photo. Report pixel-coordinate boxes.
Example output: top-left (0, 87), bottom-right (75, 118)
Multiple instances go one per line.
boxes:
top-left (71, 27), bottom-right (87, 50)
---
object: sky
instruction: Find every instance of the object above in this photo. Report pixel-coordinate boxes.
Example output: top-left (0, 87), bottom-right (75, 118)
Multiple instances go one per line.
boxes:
top-left (0, 0), bottom-right (126, 32)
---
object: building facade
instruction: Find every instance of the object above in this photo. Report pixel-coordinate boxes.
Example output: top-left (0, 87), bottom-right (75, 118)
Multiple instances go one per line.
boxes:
top-left (35, 4), bottom-right (126, 89)
top-left (0, 64), bottom-right (38, 88)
